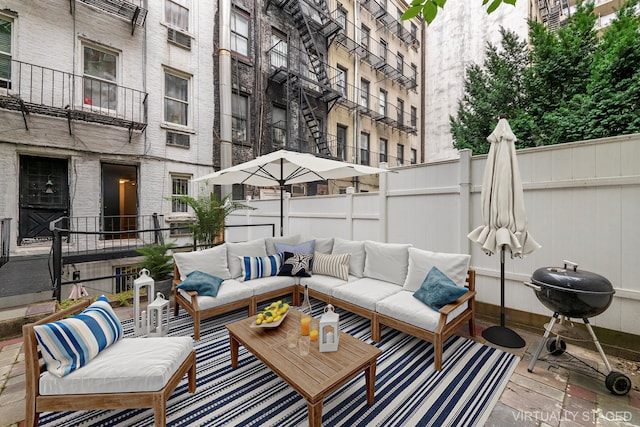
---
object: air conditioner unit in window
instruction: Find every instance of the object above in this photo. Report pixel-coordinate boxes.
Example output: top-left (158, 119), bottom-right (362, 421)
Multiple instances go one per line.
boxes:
top-left (167, 28), bottom-right (191, 50)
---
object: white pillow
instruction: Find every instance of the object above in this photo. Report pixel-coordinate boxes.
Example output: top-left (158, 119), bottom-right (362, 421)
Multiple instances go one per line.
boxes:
top-left (265, 235), bottom-right (301, 255)
top-left (302, 236), bottom-right (334, 254)
top-left (227, 238), bottom-right (267, 278)
top-left (332, 238), bottom-right (366, 278)
top-left (173, 244), bottom-right (231, 280)
top-left (363, 241), bottom-right (411, 285)
top-left (403, 247), bottom-right (471, 292)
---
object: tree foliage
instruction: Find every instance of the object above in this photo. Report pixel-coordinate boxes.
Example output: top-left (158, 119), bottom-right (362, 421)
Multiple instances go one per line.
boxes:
top-left (451, 0), bottom-right (640, 154)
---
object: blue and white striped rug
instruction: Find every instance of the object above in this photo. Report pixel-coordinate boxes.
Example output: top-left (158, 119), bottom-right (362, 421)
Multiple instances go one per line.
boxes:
top-left (39, 300), bottom-right (519, 426)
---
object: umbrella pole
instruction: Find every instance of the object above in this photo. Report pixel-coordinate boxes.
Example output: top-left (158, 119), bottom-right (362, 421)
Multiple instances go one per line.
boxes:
top-left (279, 158), bottom-right (284, 236)
top-left (481, 245), bottom-right (526, 348)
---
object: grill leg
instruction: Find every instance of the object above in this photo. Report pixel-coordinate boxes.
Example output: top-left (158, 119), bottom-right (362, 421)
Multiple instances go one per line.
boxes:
top-left (528, 312), bottom-right (560, 372)
top-left (583, 318), bottom-right (612, 372)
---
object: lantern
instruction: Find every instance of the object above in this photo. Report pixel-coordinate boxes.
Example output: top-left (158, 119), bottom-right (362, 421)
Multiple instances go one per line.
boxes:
top-left (147, 292), bottom-right (170, 337)
top-left (133, 268), bottom-right (154, 336)
top-left (319, 304), bottom-right (339, 352)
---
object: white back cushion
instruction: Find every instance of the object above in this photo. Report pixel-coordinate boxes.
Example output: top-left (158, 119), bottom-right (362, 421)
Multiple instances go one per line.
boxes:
top-left (332, 238), bottom-right (366, 278)
top-left (403, 247), bottom-right (471, 292)
top-left (363, 241), bottom-right (411, 285)
top-left (265, 234), bottom-right (301, 255)
top-left (226, 238), bottom-right (267, 278)
top-left (173, 244), bottom-right (231, 280)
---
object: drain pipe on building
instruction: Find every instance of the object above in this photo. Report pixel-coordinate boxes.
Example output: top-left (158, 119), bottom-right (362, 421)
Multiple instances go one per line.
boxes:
top-left (218, 0), bottom-right (233, 198)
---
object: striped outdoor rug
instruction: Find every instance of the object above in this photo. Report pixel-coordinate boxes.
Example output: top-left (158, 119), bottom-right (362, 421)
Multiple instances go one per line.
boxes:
top-left (39, 300), bottom-right (519, 426)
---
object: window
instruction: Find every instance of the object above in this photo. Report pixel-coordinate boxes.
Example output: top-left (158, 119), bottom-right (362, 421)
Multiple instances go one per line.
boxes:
top-left (411, 106), bottom-right (417, 128)
top-left (270, 30), bottom-right (287, 68)
top-left (232, 92), bottom-right (248, 143)
top-left (337, 66), bottom-right (347, 96)
top-left (379, 89), bottom-right (387, 116)
top-left (337, 7), bottom-right (347, 33)
top-left (379, 39), bottom-right (388, 63)
top-left (272, 105), bottom-right (287, 148)
top-left (360, 25), bottom-right (370, 51)
top-left (411, 23), bottom-right (418, 43)
top-left (166, 131), bottom-right (190, 147)
top-left (411, 148), bottom-right (417, 165)
top-left (0, 16), bottom-right (11, 89)
top-left (337, 124), bottom-right (347, 161)
top-left (379, 138), bottom-right (387, 163)
top-left (397, 144), bottom-right (404, 166)
top-left (397, 53), bottom-right (404, 75)
top-left (411, 63), bottom-right (417, 86)
top-left (397, 99), bottom-right (404, 125)
top-left (165, 0), bottom-right (189, 31)
top-left (83, 45), bottom-right (117, 110)
top-left (360, 79), bottom-right (369, 109)
top-left (164, 70), bottom-right (189, 126)
top-left (231, 10), bottom-right (249, 56)
top-left (171, 175), bottom-right (189, 212)
top-left (360, 133), bottom-right (370, 166)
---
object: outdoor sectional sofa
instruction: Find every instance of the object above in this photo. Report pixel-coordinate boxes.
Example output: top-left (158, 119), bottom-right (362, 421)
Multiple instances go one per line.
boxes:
top-left (172, 235), bottom-right (476, 371)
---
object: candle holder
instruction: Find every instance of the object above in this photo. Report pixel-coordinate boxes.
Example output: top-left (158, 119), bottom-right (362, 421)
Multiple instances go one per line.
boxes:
top-left (133, 269), bottom-right (154, 337)
top-left (147, 292), bottom-right (170, 337)
top-left (319, 304), bottom-right (339, 352)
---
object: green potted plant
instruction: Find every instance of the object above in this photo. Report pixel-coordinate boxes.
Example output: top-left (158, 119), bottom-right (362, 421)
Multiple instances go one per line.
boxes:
top-left (136, 242), bottom-right (177, 297)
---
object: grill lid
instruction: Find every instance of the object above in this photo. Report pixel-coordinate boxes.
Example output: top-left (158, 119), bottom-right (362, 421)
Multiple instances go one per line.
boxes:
top-left (531, 261), bottom-right (614, 294)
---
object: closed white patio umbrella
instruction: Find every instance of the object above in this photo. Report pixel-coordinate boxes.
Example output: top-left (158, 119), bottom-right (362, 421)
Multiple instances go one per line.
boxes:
top-left (468, 118), bottom-right (541, 348)
top-left (193, 150), bottom-right (389, 235)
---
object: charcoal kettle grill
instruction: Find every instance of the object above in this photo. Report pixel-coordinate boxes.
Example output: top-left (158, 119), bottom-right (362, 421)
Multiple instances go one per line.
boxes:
top-left (525, 261), bottom-right (632, 395)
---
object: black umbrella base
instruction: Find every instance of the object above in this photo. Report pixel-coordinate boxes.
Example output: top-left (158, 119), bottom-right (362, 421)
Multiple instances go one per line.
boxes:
top-left (482, 325), bottom-right (526, 348)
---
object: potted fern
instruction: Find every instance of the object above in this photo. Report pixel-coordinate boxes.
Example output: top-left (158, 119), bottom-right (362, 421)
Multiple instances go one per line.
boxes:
top-left (136, 243), bottom-right (176, 297)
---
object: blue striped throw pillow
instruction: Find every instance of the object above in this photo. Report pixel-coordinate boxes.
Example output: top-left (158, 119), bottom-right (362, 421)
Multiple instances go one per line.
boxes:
top-left (239, 253), bottom-right (283, 281)
top-left (33, 295), bottom-right (123, 377)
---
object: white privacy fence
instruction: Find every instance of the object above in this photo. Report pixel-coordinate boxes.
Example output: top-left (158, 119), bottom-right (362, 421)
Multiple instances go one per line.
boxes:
top-left (225, 133), bottom-right (640, 336)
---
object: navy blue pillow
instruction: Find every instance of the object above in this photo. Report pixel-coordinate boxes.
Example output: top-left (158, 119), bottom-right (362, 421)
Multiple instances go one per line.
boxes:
top-left (176, 270), bottom-right (224, 297)
top-left (278, 252), bottom-right (313, 277)
top-left (413, 266), bottom-right (468, 311)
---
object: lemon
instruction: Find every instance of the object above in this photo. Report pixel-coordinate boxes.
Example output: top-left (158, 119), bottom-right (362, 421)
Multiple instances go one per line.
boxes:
top-left (256, 318), bottom-right (262, 325)
top-left (274, 315), bottom-right (281, 322)
top-left (265, 317), bottom-right (273, 323)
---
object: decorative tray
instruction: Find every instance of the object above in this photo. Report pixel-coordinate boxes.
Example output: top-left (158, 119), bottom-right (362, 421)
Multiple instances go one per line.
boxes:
top-left (250, 310), bottom-right (289, 329)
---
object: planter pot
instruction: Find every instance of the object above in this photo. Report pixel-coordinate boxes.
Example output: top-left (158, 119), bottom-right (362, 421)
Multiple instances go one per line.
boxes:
top-left (154, 278), bottom-right (173, 299)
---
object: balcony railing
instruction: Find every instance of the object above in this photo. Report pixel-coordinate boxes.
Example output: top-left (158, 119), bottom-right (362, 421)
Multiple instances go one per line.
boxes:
top-left (0, 60), bottom-right (147, 133)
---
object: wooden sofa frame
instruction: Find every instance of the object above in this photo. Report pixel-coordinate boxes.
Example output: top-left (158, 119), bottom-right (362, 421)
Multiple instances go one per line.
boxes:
top-left (23, 299), bottom-right (197, 427)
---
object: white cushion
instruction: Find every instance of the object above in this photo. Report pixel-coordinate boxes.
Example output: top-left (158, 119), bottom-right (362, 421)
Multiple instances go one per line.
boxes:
top-left (226, 238), bottom-right (267, 278)
top-left (332, 238), bottom-right (366, 278)
top-left (39, 337), bottom-right (193, 395)
top-left (302, 236), bottom-right (334, 254)
top-left (376, 290), bottom-right (468, 333)
top-left (265, 235), bottom-right (301, 255)
top-left (363, 241), bottom-right (411, 285)
top-left (178, 279), bottom-right (253, 310)
top-left (403, 248), bottom-right (471, 292)
top-left (300, 274), bottom-right (356, 295)
top-left (173, 244), bottom-right (232, 280)
top-left (313, 252), bottom-right (350, 281)
top-left (241, 275), bottom-right (297, 296)
top-left (331, 277), bottom-right (402, 311)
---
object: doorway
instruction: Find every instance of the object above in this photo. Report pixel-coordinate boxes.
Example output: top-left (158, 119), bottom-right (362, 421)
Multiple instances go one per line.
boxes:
top-left (101, 163), bottom-right (138, 239)
top-left (18, 156), bottom-right (69, 245)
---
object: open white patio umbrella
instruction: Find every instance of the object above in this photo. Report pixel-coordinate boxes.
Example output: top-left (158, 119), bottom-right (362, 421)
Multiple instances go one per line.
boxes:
top-left (193, 150), bottom-right (389, 236)
top-left (468, 118), bottom-right (541, 348)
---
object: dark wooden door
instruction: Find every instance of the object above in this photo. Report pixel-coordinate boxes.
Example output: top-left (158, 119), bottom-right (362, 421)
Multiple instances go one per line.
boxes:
top-left (18, 156), bottom-right (69, 244)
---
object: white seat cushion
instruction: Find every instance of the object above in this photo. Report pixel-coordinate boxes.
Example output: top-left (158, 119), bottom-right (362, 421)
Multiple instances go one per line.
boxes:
top-left (331, 277), bottom-right (402, 311)
top-left (39, 337), bottom-right (193, 395)
top-left (300, 274), bottom-right (357, 295)
top-left (179, 279), bottom-right (253, 311)
top-left (242, 275), bottom-right (297, 296)
top-left (376, 291), bottom-right (468, 333)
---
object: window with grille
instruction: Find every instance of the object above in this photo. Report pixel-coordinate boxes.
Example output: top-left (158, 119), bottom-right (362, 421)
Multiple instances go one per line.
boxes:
top-left (171, 175), bottom-right (189, 212)
top-left (337, 67), bottom-right (347, 96)
top-left (379, 39), bottom-right (388, 63)
top-left (360, 25), bottom-right (370, 51)
top-left (270, 30), bottom-right (287, 68)
top-left (166, 131), bottom-right (190, 147)
top-left (397, 53), bottom-right (404, 75)
top-left (0, 16), bottom-right (11, 89)
top-left (360, 79), bottom-right (369, 109)
top-left (83, 45), bottom-right (117, 110)
top-left (379, 89), bottom-right (387, 116)
top-left (379, 138), bottom-right (387, 163)
top-left (231, 10), bottom-right (249, 57)
top-left (272, 105), bottom-right (287, 148)
top-left (411, 106), bottom-right (417, 128)
top-left (397, 99), bottom-right (404, 125)
top-left (360, 133), bottom-right (370, 166)
top-left (337, 7), bottom-right (347, 33)
top-left (164, 70), bottom-right (189, 126)
top-left (411, 63), bottom-right (417, 86)
top-left (232, 92), bottom-right (248, 143)
top-left (397, 144), bottom-right (404, 166)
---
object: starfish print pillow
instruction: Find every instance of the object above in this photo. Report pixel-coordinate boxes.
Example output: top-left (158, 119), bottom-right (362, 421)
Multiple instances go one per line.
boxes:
top-left (278, 252), bottom-right (313, 277)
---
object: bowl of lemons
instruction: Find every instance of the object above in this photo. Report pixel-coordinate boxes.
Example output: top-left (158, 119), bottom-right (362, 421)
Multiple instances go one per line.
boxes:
top-left (252, 300), bottom-right (290, 328)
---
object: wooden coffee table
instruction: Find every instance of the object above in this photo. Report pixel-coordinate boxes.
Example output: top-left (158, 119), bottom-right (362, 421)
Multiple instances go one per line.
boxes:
top-left (226, 309), bottom-right (381, 427)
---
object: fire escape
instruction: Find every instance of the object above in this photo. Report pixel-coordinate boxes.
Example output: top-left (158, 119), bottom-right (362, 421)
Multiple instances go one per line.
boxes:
top-left (0, 0), bottom-right (148, 141)
top-left (266, 0), bottom-right (342, 156)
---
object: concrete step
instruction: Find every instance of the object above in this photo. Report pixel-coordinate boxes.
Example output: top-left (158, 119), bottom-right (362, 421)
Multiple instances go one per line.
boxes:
top-left (0, 300), bottom-right (57, 341)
